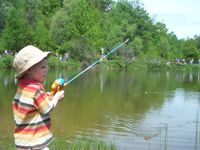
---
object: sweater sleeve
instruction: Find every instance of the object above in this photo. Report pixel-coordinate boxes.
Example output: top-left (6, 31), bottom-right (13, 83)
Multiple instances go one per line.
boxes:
top-left (33, 88), bottom-right (54, 115)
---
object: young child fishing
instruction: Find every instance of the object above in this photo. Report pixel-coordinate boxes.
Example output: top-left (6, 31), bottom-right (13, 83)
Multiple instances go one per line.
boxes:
top-left (12, 45), bottom-right (64, 150)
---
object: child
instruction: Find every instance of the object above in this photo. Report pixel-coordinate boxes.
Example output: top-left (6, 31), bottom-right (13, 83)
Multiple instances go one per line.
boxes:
top-left (12, 45), bottom-right (64, 150)
top-left (4, 49), bottom-right (8, 55)
top-left (8, 49), bottom-right (13, 55)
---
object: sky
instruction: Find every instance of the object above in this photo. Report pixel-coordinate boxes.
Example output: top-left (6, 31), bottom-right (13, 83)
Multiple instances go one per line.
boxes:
top-left (115, 0), bottom-right (200, 39)
top-left (141, 0), bottom-right (200, 39)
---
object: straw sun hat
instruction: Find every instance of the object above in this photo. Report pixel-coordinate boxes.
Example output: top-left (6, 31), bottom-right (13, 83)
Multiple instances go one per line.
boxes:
top-left (13, 45), bottom-right (52, 79)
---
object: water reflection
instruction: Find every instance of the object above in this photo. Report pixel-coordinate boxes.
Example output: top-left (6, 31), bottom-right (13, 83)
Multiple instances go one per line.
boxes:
top-left (195, 72), bottom-right (199, 82)
top-left (100, 72), bottom-right (107, 93)
top-left (194, 102), bottom-right (200, 150)
top-left (100, 74), bottom-right (103, 93)
top-left (4, 77), bottom-right (7, 86)
top-left (14, 73), bottom-right (18, 84)
top-left (189, 72), bottom-right (193, 82)
top-left (166, 71), bottom-right (170, 80)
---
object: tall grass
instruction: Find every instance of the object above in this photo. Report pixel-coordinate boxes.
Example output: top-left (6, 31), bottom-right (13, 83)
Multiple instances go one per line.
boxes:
top-left (0, 135), bottom-right (118, 150)
top-left (164, 125), bottom-right (168, 150)
top-left (0, 131), bottom-right (15, 150)
top-left (50, 136), bottom-right (118, 150)
top-left (156, 124), bottom-right (168, 150)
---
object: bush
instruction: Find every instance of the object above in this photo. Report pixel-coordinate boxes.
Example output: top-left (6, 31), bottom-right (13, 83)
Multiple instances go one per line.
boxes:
top-left (66, 61), bottom-right (81, 69)
top-left (0, 59), bottom-right (6, 68)
top-left (47, 56), bottom-right (60, 68)
top-left (128, 60), bottom-right (147, 69)
top-left (47, 56), bottom-right (81, 69)
top-left (0, 55), bottom-right (14, 68)
top-left (98, 60), bottom-right (126, 69)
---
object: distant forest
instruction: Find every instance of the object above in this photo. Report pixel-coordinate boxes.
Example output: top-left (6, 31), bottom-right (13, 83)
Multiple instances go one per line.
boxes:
top-left (0, 0), bottom-right (200, 63)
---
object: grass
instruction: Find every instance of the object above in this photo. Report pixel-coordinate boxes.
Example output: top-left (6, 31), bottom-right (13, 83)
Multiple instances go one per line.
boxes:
top-left (0, 135), bottom-right (118, 150)
top-left (164, 125), bottom-right (168, 150)
top-left (156, 124), bottom-right (168, 150)
top-left (51, 136), bottom-right (117, 150)
top-left (0, 131), bottom-right (15, 150)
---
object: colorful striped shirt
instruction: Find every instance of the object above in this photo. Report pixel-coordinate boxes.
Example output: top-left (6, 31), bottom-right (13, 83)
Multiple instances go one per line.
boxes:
top-left (12, 79), bottom-right (54, 150)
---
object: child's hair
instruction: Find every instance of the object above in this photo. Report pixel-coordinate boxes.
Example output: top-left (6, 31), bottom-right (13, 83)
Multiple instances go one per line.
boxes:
top-left (13, 45), bottom-right (52, 79)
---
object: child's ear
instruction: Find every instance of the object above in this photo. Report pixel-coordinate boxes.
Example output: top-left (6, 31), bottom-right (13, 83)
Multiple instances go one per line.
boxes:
top-left (26, 68), bottom-right (32, 74)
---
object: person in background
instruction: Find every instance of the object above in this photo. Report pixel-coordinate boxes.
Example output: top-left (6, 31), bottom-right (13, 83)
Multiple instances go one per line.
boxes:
top-left (12, 45), bottom-right (64, 150)
top-left (8, 49), bottom-right (13, 55)
top-left (4, 49), bottom-right (8, 55)
top-left (130, 59), bottom-right (132, 65)
top-left (101, 47), bottom-right (104, 56)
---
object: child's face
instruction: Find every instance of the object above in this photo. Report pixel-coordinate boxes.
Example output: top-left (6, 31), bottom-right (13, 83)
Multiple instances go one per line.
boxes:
top-left (29, 59), bottom-right (47, 82)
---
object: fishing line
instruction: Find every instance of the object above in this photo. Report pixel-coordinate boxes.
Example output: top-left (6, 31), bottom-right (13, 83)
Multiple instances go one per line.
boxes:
top-left (66, 38), bottom-right (129, 85)
top-left (48, 38), bottom-right (129, 97)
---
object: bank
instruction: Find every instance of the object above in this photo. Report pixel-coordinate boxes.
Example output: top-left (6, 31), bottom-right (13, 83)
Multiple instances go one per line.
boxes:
top-left (1, 55), bottom-right (200, 70)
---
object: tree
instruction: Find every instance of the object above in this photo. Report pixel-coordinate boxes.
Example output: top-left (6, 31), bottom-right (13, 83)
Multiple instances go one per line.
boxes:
top-left (42, 0), bottom-right (63, 16)
top-left (50, 0), bottom-right (79, 45)
top-left (159, 37), bottom-right (171, 59)
top-left (1, 7), bottom-right (34, 52)
top-left (32, 17), bottom-right (52, 51)
top-left (183, 38), bottom-right (199, 60)
top-left (194, 35), bottom-right (200, 49)
top-left (86, 0), bottom-right (112, 12)
top-left (0, 0), bottom-right (13, 36)
top-left (129, 36), bottom-right (143, 56)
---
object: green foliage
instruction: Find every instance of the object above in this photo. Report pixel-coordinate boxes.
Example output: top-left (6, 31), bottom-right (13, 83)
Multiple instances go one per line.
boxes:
top-left (42, 0), bottom-right (63, 16)
top-left (1, 7), bottom-right (34, 52)
top-left (146, 61), bottom-right (170, 69)
top-left (160, 37), bottom-right (171, 59)
top-left (130, 37), bottom-right (143, 56)
top-left (50, 136), bottom-right (117, 150)
top-left (183, 38), bottom-right (199, 61)
top-left (61, 37), bottom-right (98, 62)
top-left (1, 55), bottom-right (14, 68)
top-left (98, 60), bottom-right (126, 69)
top-left (0, 0), bottom-right (200, 67)
top-left (47, 56), bottom-right (81, 68)
top-left (0, 59), bottom-right (6, 67)
top-left (0, 0), bottom-right (13, 36)
top-left (47, 56), bottom-right (60, 68)
top-left (33, 17), bottom-right (51, 50)
top-left (0, 133), bottom-right (117, 150)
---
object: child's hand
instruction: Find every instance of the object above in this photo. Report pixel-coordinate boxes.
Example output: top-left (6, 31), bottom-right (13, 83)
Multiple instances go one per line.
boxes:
top-left (46, 92), bottom-right (54, 101)
top-left (54, 90), bottom-right (65, 102)
top-left (48, 91), bottom-right (64, 108)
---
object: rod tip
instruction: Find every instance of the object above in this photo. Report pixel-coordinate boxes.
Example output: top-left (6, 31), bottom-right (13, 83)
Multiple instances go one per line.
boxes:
top-left (125, 38), bottom-right (129, 42)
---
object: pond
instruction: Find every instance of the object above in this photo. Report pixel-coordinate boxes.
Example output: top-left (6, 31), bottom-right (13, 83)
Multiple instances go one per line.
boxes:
top-left (0, 68), bottom-right (200, 150)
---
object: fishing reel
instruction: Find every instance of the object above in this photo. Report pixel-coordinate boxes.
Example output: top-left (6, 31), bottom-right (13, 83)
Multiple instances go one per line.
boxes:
top-left (48, 78), bottom-right (67, 98)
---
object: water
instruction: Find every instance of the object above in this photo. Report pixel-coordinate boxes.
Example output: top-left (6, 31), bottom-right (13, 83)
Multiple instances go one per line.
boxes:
top-left (0, 68), bottom-right (200, 150)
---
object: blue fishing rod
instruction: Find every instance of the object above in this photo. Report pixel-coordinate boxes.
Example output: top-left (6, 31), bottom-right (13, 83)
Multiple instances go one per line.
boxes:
top-left (48, 38), bottom-right (129, 97)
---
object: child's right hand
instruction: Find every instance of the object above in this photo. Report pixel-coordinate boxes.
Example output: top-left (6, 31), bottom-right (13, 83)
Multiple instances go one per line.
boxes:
top-left (54, 90), bottom-right (65, 102)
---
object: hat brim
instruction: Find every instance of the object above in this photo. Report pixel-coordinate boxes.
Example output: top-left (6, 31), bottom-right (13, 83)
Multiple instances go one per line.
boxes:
top-left (15, 52), bottom-right (52, 79)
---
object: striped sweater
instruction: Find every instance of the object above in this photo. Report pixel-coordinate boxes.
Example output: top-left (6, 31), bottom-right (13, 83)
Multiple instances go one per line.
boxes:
top-left (12, 79), bottom-right (54, 150)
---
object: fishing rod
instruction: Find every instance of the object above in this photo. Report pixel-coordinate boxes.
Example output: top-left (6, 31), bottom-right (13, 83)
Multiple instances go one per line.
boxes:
top-left (48, 38), bottom-right (129, 97)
